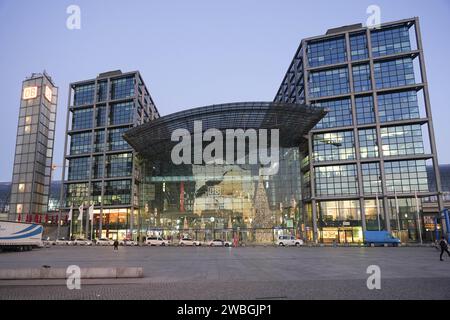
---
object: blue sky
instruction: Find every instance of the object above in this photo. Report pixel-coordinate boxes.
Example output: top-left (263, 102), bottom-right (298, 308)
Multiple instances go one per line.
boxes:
top-left (0, 0), bottom-right (449, 181)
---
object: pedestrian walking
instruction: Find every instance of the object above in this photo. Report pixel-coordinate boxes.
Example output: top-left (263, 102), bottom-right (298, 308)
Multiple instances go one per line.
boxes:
top-left (438, 236), bottom-right (450, 261)
top-left (113, 239), bottom-right (119, 251)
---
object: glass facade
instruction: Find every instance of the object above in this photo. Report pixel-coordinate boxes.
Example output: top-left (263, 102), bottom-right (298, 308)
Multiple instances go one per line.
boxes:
top-left (315, 165), bottom-right (358, 196)
top-left (378, 91), bottom-right (420, 122)
top-left (352, 64), bottom-right (372, 92)
top-left (313, 131), bottom-right (355, 162)
top-left (274, 18), bottom-right (438, 243)
top-left (374, 58), bottom-right (415, 89)
top-left (350, 33), bottom-right (368, 61)
top-left (313, 98), bottom-right (352, 129)
top-left (371, 26), bottom-right (411, 57)
top-left (139, 148), bottom-right (303, 243)
top-left (63, 71), bottom-right (159, 240)
top-left (309, 67), bottom-right (350, 98)
top-left (307, 37), bottom-right (346, 67)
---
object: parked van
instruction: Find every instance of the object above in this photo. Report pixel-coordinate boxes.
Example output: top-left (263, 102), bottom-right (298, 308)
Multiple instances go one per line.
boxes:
top-left (364, 231), bottom-right (400, 247)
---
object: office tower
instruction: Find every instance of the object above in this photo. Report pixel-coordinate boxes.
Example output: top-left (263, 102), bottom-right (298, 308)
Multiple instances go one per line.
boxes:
top-left (275, 17), bottom-right (443, 243)
top-left (60, 70), bottom-right (159, 240)
top-left (9, 72), bottom-right (58, 223)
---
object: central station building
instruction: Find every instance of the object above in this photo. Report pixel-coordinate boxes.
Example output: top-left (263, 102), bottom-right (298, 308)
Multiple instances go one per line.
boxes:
top-left (123, 102), bottom-right (326, 244)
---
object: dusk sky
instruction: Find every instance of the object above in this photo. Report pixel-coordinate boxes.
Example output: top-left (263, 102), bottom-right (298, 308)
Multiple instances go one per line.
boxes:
top-left (0, 0), bottom-right (449, 181)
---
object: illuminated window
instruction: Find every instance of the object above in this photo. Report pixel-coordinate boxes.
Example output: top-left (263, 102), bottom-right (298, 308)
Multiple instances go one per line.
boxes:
top-left (25, 116), bottom-right (32, 124)
top-left (18, 183), bottom-right (25, 192)
top-left (24, 125), bottom-right (31, 133)
top-left (16, 204), bottom-right (23, 214)
top-left (44, 86), bottom-right (52, 102)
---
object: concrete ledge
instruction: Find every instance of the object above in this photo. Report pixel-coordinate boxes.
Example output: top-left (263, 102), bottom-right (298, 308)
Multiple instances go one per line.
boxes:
top-left (0, 267), bottom-right (143, 280)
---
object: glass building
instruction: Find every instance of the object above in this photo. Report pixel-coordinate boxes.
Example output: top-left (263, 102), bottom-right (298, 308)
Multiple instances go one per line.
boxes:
top-left (8, 72), bottom-right (58, 223)
top-left (60, 70), bottom-right (159, 240)
top-left (123, 102), bottom-right (326, 243)
top-left (274, 17), bottom-right (443, 243)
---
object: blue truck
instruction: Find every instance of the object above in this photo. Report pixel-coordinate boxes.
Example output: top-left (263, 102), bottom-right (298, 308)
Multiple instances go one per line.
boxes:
top-left (364, 231), bottom-right (401, 247)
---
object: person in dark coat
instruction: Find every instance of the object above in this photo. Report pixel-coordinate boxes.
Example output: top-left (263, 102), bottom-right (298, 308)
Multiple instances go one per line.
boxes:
top-left (439, 236), bottom-right (450, 261)
top-left (113, 239), bottom-right (119, 251)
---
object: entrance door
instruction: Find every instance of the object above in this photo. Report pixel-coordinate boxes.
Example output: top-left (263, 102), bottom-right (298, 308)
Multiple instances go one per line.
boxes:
top-left (338, 229), bottom-right (354, 243)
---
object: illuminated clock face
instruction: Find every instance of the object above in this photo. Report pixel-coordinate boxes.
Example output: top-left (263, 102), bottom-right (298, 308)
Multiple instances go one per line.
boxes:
top-left (22, 86), bottom-right (38, 100)
top-left (44, 86), bottom-right (52, 102)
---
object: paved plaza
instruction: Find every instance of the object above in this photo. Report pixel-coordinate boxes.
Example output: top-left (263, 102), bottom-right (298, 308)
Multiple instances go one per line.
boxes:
top-left (0, 246), bottom-right (449, 299)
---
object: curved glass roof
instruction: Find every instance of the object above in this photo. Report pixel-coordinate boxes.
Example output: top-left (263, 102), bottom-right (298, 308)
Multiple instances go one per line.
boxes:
top-left (123, 102), bottom-right (326, 158)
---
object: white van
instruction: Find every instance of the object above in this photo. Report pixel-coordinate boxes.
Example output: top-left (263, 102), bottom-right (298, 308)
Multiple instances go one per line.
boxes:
top-left (277, 235), bottom-right (303, 247)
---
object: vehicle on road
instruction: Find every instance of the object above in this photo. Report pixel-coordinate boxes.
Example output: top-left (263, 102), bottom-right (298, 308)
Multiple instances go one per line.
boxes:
top-left (71, 238), bottom-right (93, 246)
top-left (95, 238), bottom-right (113, 246)
top-left (53, 238), bottom-right (69, 245)
top-left (277, 235), bottom-right (304, 247)
top-left (145, 236), bottom-right (171, 246)
top-left (179, 237), bottom-right (202, 246)
top-left (207, 239), bottom-right (232, 247)
top-left (119, 238), bottom-right (137, 246)
top-left (0, 220), bottom-right (43, 251)
top-left (364, 231), bottom-right (401, 247)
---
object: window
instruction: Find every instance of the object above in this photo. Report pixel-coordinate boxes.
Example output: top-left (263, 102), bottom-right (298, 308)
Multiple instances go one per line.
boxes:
top-left (108, 127), bottom-right (131, 151)
top-left (358, 128), bottom-right (378, 158)
top-left (317, 200), bottom-right (361, 225)
top-left (309, 67), bottom-right (350, 98)
top-left (111, 77), bottom-right (135, 100)
top-left (313, 131), bottom-right (355, 162)
top-left (355, 96), bottom-right (375, 125)
top-left (68, 157), bottom-right (91, 181)
top-left (110, 102), bottom-right (133, 125)
top-left (374, 58), bottom-right (415, 89)
top-left (371, 25), bottom-right (411, 57)
top-left (70, 132), bottom-right (92, 155)
top-left (96, 105), bottom-right (107, 127)
top-left (94, 130), bottom-right (105, 152)
top-left (378, 91), bottom-right (420, 122)
top-left (364, 199), bottom-right (385, 231)
top-left (18, 183), bottom-right (25, 192)
top-left (65, 183), bottom-right (89, 207)
top-left (352, 64), bottom-right (372, 92)
top-left (92, 155), bottom-right (104, 179)
top-left (313, 98), bottom-right (352, 129)
top-left (384, 160), bottom-right (428, 193)
top-left (350, 33), bottom-right (368, 61)
top-left (105, 153), bottom-right (132, 178)
top-left (103, 180), bottom-right (131, 205)
top-left (381, 124), bottom-right (424, 157)
top-left (72, 108), bottom-right (93, 130)
top-left (91, 182), bottom-right (103, 206)
top-left (361, 163), bottom-right (382, 194)
top-left (73, 83), bottom-right (95, 106)
top-left (315, 164), bottom-right (358, 196)
top-left (97, 81), bottom-right (108, 102)
top-left (307, 37), bottom-right (347, 67)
